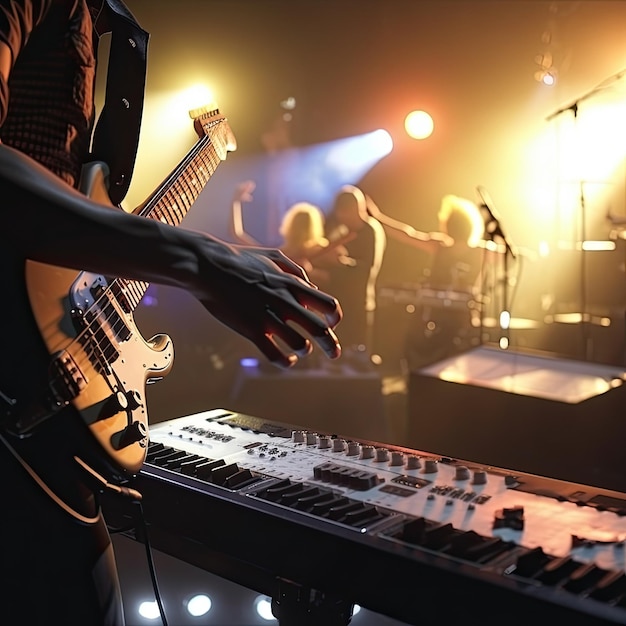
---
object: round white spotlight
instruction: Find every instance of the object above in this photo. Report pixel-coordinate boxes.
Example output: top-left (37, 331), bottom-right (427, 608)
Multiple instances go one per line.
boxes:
top-left (255, 595), bottom-right (277, 621)
top-left (404, 110), bottom-right (434, 140)
top-left (138, 600), bottom-right (161, 620)
top-left (186, 594), bottom-right (212, 617)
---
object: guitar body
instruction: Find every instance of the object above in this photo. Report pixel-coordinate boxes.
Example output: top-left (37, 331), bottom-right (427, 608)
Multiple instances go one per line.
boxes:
top-left (0, 107), bottom-right (236, 482)
top-left (23, 163), bottom-right (173, 478)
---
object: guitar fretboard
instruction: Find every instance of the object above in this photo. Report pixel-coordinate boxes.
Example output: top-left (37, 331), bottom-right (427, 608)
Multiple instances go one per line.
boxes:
top-left (114, 117), bottom-right (226, 311)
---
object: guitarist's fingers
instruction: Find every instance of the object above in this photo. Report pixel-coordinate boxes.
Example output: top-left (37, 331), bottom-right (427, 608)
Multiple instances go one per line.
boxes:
top-left (252, 247), bottom-right (314, 285)
top-left (288, 283), bottom-right (343, 328)
top-left (254, 335), bottom-right (298, 369)
top-left (265, 309), bottom-right (313, 357)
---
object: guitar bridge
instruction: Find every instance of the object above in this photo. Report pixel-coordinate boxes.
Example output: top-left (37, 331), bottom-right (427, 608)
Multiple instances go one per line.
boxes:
top-left (0, 353), bottom-right (87, 437)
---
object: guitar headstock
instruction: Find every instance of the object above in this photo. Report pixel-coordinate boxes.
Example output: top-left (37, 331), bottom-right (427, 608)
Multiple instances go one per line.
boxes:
top-left (190, 104), bottom-right (237, 160)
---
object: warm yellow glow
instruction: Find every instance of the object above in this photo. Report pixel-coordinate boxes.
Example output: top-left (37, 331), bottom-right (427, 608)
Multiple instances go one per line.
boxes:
top-left (437, 194), bottom-right (484, 247)
top-left (550, 96), bottom-right (626, 239)
top-left (573, 100), bottom-right (626, 182)
top-left (499, 310), bottom-right (511, 329)
top-left (181, 84), bottom-right (216, 116)
top-left (404, 110), bottom-right (434, 140)
top-left (547, 312), bottom-right (612, 327)
top-left (123, 85), bottom-right (217, 210)
top-left (580, 240), bottom-right (615, 251)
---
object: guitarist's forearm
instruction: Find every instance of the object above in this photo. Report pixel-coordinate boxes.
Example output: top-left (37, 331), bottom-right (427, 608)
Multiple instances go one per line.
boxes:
top-left (0, 143), bottom-right (222, 292)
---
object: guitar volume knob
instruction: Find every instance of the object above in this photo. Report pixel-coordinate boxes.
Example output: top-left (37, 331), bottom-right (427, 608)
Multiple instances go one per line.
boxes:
top-left (125, 390), bottom-right (143, 410)
top-left (113, 420), bottom-right (148, 450)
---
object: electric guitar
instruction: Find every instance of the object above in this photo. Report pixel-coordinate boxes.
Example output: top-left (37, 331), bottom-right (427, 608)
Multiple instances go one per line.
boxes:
top-left (6, 105), bottom-right (236, 483)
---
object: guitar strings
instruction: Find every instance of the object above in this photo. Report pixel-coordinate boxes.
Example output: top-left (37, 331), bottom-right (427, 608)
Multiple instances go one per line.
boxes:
top-left (46, 125), bottom-right (225, 407)
top-left (71, 135), bottom-right (219, 359)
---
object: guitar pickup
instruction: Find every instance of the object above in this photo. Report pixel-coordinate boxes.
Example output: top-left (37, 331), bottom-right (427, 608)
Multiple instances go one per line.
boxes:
top-left (49, 350), bottom-right (88, 404)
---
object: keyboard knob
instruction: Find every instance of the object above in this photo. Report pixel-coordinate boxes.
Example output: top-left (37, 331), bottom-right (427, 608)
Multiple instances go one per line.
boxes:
top-left (454, 466), bottom-right (470, 481)
top-left (292, 430), bottom-right (305, 443)
top-left (422, 459), bottom-right (439, 474)
top-left (360, 445), bottom-right (375, 459)
top-left (346, 442), bottom-right (361, 456)
top-left (472, 470), bottom-right (488, 485)
top-left (390, 451), bottom-right (405, 466)
top-left (405, 455), bottom-right (421, 470)
top-left (375, 448), bottom-right (390, 462)
top-left (332, 439), bottom-right (346, 452)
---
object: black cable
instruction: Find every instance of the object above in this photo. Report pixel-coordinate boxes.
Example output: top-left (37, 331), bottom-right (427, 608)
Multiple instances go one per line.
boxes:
top-left (74, 457), bottom-right (169, 626)
top-left (131, 500), bottom-right (169, 626)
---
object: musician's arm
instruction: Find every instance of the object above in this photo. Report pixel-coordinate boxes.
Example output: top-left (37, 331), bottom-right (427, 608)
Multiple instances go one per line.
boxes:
top-left (1, 141), bottom-right (343, 365)
top-left (230, 179), bottom-right (261, 246)
top-left (364, 193), bottom-right (449, 253)
top-left (0, 40), bottom-right (213, 290)
top-left (0, 20), bottom-right (342, 366)
top-left (380, 218), bottom-right (450, 252)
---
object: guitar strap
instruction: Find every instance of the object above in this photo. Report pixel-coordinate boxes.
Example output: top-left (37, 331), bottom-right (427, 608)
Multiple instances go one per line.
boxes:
top-left (88, 0), bottom-right (149, 205)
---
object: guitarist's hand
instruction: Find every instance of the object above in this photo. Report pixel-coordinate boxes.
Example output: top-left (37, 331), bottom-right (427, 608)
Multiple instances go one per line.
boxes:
top-left (0, 144), bottom-right (342, 368)
top-left (232, 179), bottom-right (256, 203)
top-left (194, 242), bottom-right (343, 368)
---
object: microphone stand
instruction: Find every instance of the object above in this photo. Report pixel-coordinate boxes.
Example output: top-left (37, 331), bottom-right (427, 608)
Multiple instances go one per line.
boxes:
top-left (545, 67), bottom-right (626, 123)
top-left (544, 70), bottom-right (626, 360)
top-left (476, 186), bottom-right (517, 349)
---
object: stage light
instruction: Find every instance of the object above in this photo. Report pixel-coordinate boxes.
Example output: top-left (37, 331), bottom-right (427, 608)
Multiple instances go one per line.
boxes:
top-left (499, 310), bottom-right (511, 330)
top-left (580, 240), bottom-right (615, 251)
top-left (280, 96), bottom-right (296, 110)
top-left (534, 69), bottom-right (556, 86)
top-left (183, 83), bottom-right (216, 116)
top-left (254, 595), bottom-right (277, 621)
top-left (404, 110), bottom-right (434, 140)
top-left (138, 600), bottom-right (160, 620)
top-left (185, 593), bottom-right (212, 617)
top-left (123, 82), bottom-right (218, 210)
top-left (369, 128), bottom-right (394, 155)
top-left (325, 129), bottom-right (393, 173)
top-left (271, 129), bottom-right (394, 212)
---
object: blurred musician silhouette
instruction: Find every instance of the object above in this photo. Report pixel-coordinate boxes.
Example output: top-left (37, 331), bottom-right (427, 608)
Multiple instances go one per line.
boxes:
top-left (368, 194), bottom-right (486, 368)
top-left (324, 185), bottom-right (387, 362)
top-left (230, 179), bottom-right (348, 291)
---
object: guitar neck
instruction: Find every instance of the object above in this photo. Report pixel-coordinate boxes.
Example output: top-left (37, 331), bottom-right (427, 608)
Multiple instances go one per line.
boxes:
top-left (137, 134), bottom-right (221, 227)
top-left (118, 110), bottom-right (234, 309)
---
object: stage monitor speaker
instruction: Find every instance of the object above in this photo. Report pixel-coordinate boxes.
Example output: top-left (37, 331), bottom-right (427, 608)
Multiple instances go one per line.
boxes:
top-left (408, 345), bottom-right (626, 491)
top-left (228, 361), bottom-right (389, 443)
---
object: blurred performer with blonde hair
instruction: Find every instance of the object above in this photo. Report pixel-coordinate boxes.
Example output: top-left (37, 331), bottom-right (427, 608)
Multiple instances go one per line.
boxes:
top-left (367, 193), bottom-right (486, 367)
top-left (230, 180), bottom-right (346, 289)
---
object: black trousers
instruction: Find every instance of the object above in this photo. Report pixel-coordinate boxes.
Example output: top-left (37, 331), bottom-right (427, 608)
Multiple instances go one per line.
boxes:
top-left (0, 416), bottom-right (125, 626)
